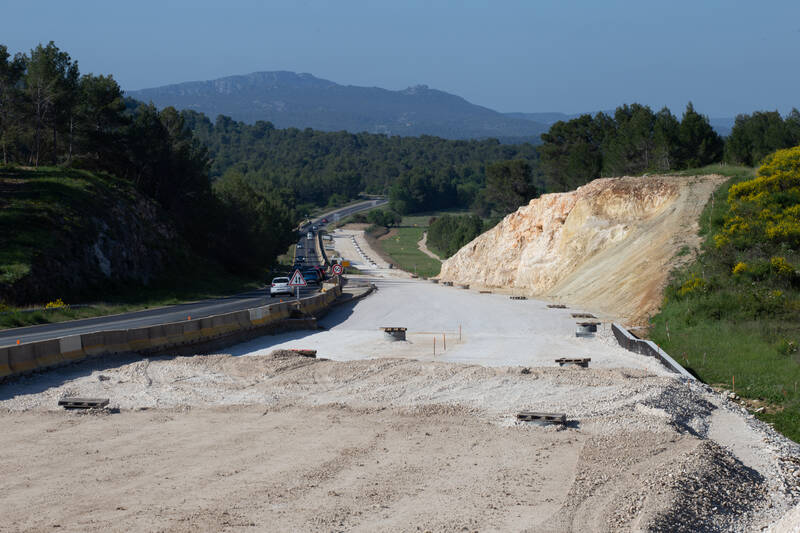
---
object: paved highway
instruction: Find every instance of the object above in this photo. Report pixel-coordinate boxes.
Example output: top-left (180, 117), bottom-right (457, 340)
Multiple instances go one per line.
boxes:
top-left (0, 198), bottom-right (386, 347)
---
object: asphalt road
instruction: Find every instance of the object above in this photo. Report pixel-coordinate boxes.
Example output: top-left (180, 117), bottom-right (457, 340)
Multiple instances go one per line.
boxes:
top-left (1, 199), bottom-right (386, 348)
top-left (0, 287), bottom-right (319, 347)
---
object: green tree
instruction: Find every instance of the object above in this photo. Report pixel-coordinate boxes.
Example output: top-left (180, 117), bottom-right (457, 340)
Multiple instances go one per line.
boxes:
top-left (0, 45), bottom-right (26, 164)
top-left (678, 102), bottom-right (723, 168)
top-left (24, 41), bottom-right (78, 166)
top-left (485, 159), bottom-right (537, 214)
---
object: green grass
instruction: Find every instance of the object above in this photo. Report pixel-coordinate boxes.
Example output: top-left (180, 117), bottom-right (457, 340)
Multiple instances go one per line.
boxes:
top-left (0, 267), bottom-right (263, 330)
top-left (368, 210), bottom-right (472, 278)
top-left (377, 226), bottom-right (442, 278)
top-left (648, 163), bottom-right (800, 443)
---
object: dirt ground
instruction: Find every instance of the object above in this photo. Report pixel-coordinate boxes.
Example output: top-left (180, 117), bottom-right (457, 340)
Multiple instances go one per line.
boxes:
top-left (1, 350), bottom-right (798, 532)
top-left (2, 222), bottom-right (799, 531)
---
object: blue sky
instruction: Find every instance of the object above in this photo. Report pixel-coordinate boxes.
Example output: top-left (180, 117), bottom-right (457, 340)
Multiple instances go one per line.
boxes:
top-left (3, 0), bottom-right (799, 117)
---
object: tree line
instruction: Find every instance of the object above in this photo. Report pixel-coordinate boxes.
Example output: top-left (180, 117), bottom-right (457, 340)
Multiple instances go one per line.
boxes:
top-left (0, 42), bottom-right (295, 275)
top-left (181, 111), bottom-right (541, 217)
top-left (538, 103), bottom-right (724, 192)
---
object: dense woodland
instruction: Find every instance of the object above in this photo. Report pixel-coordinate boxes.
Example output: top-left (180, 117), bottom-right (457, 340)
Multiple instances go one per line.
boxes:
top-left (182, 111), bottom-right (540, 216)
top-left (0, 42), bottom-right (295, 275)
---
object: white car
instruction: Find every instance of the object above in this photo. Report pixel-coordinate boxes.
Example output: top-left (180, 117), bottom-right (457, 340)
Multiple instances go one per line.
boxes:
top-left (270, 277), bottom-right (292, 296)
top-left (307, 232), bottom-right (314, 240)
top-left (296, 242), bottom-right (303, 249)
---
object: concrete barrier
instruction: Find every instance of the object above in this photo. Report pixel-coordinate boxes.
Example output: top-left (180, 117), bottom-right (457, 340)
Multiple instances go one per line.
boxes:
top-left (2, 287), bottom-right (342, 381)
top-left (7, 343), bottom-right (37, 373)
top-left (34, 339), bottom-right (63, 368)
top-left (126, 327), bottom-right (151, 352)
top-left (612, 323), bottom-right (695, 380)
top-left (58, 335), bottom-right (84, 361)
top-left (0, 346), bottom-right (10, 377)
top-left (81, 331), bottom-right (108, 357)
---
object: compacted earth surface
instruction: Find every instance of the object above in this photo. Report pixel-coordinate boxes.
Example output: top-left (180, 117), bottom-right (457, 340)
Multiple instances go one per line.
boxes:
top-left (1, 274), bottom-right (799, 532)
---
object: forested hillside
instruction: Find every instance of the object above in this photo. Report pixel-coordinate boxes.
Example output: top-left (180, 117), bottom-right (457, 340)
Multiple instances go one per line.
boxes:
top-left (0, 41), bottom-right (296, 303)
top-left (182, 111), bottom-right (540, 216)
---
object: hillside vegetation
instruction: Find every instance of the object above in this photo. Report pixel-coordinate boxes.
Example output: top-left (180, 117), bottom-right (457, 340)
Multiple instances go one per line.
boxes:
top-left (650, 151), bottom-right (800, 441)
top-left (0, 42), bottom-right (296, 308)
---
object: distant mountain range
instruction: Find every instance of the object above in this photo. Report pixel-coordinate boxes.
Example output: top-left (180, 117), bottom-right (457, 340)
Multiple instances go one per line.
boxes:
top-left (127, 71), bottom-right (548, 142)
top-left (127, 71), bottom-right (735, 140)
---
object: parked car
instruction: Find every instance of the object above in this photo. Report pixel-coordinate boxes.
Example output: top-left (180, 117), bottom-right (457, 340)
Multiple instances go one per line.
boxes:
top-left (270, 277), bottom-right (292, 296)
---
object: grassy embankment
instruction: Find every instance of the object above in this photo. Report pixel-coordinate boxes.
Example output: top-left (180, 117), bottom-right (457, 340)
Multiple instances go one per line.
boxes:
top-left (649, 161), bottom-right (800, 442)
top-left (367, 212), bottom-right (475, 278)
top-left (0, 166), bottom-right (261, 330)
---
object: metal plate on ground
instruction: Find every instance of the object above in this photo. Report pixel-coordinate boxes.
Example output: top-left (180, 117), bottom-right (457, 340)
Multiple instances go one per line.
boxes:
top-left (555, 357), bottom-right (591, 368)
top-left (571, 313), bottom-right (596, 318)
top-left (516, 411), bottom-right (566, 425)
top-left (289, 349), bottom-right (317, 358)
top-left (58, 398), bottom-right (109, 410)
top-left (510, 296), bottom-right (527, 300)
top-left (547, 304), bottom-right (567, 308)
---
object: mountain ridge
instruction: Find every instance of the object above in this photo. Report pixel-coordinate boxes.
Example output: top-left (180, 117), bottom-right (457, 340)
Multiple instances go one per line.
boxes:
top-left (127, 71), bottom-right (548, 141)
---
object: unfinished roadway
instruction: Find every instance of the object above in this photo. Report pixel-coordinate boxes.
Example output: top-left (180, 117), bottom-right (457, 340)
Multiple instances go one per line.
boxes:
top-left (2, 208), bottom-right (800, 531)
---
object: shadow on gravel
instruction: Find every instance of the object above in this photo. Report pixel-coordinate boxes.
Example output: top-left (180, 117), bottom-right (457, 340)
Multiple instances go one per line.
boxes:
top-left (0, 352), bottom-right (181, 403)
top-left (226, 297), bottom-right (361, 357)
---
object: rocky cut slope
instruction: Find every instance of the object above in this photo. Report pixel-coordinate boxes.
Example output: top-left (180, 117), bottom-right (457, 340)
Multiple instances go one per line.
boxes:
top-left (438, 175), bottom-right (726, 324)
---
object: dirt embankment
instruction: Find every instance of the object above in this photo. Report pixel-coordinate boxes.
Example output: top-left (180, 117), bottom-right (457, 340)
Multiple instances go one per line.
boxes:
top-left (438, 175), bottom-right (726, 324)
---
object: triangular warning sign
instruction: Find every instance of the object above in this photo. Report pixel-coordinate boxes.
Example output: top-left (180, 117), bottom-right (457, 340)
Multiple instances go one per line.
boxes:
top-left (288, 269), bottom-right (307, 286)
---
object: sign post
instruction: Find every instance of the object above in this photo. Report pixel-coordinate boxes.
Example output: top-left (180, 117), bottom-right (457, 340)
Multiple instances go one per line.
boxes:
top-left (288, 269), bottom-right (307, 300)
top-left (331, 263), bottom-right (343, 276)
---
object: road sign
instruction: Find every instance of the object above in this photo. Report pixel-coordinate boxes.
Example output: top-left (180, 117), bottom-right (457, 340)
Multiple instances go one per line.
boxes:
top-left (332, 264), bottom-right (343, 275)
top-left (288, 269), bottom-right (307, 287)
top-left (342, 260), bottom-right (351, 267)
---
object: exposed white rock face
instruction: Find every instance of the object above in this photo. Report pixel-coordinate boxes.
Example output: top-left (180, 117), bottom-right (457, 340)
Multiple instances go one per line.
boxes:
top-left (439, 174), bottom-right (726, 324)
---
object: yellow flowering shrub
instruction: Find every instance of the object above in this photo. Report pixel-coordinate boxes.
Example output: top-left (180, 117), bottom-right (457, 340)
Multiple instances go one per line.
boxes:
top-left (45, 298), bottom-right (67, 309)
top-left (732, 262), bottom-right (748, 274)
top-left (717, 146), bottom-right (800, 248)
top-left (770, 256), bottom-right (795, 277)
top-left (678, 275), bottom-right (706, 296)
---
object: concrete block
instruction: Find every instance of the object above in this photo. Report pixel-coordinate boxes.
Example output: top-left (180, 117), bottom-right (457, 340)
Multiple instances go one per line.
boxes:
top-left (81, 332), bottom-right (107, 357)
top-left (164, 323), bottom-right (185, 345)
top-left (59, 335), bottom-right (85, 361)
top-left (34, 339), bottom-right (63, 369)
top-left (147, 325), bottom-right (168, 349)
top-left (182, 319), bottom-right (202, 342)
top-left (0, 346), bottom-right (11, 377)
top-left (102, 330), bottom-right (130, 353)
top-left (8, 343), bottom-right (37, 373)
top-left (126, 327), bottom-right (151, 352)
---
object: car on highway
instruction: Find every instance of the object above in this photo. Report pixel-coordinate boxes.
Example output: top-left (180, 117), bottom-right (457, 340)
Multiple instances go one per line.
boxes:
top-left (301, 269), bottom-right (321, 286)
top-left (295, 255), bottom-right (306, 264)
top-left (270, 277), bottom-right (293, 296)
top-left (307, 231), bottom-right (314, 239)
top-left (296, 242), bottom-right (303, 249)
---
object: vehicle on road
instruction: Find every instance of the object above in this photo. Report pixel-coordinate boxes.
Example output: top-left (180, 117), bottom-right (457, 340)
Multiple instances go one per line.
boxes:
top-left (297, 242), bottom-right (303, 249)
top-left (301, 269), bottom-right (321, 286)
top-left (295, 255), bottom-right (306, 264)
top-left (307, 232), bottom-right (314, 240)
top-left (270, 277), bottom-right (293, 296)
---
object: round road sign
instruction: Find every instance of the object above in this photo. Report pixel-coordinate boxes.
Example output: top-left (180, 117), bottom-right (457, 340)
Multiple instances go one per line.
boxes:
top-left (332, 264), bottom-right (344, 275)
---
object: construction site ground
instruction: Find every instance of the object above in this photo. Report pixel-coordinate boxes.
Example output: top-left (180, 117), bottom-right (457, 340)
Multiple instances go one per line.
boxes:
top-left (1, 230), bottom-right (799, 532)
